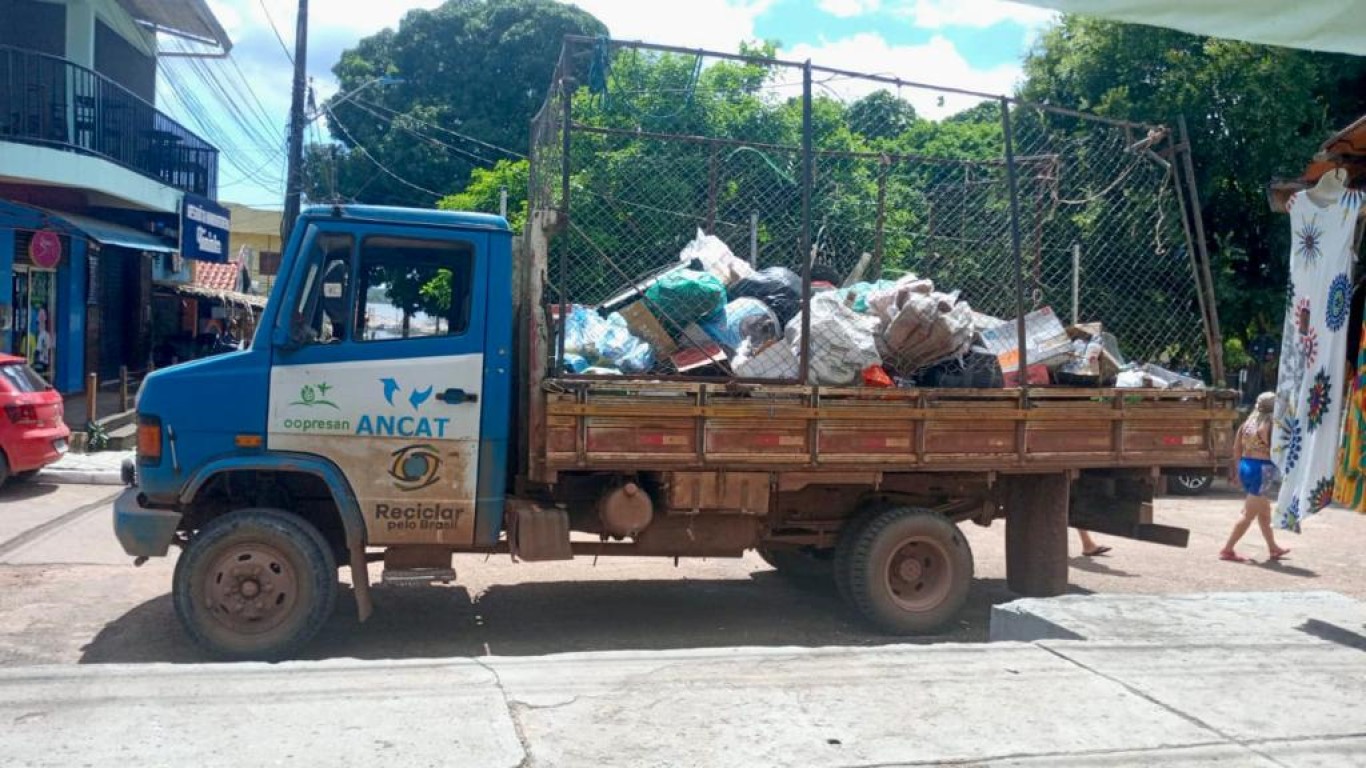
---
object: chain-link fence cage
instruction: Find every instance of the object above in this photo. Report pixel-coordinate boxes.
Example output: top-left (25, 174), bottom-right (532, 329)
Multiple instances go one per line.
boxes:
top-left (528, 37), bottom-right (1220, 388)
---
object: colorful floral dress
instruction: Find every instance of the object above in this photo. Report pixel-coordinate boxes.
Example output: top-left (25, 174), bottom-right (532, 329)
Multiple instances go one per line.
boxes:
top-left (1272, 188), bottom-right (1364, 531)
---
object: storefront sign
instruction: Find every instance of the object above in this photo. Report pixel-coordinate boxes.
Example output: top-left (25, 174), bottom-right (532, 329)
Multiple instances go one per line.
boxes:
top-left (180, 194), bottom-right (231, 263)
top-left (29, 230), bottom-right (62, 269)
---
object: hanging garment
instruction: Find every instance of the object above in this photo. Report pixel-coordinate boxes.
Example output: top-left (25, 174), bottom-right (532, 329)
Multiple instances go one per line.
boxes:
top-left (1271, 188), bottom-right (1364, 532)
top-left (1335, 280), bottom-right (1366, 512)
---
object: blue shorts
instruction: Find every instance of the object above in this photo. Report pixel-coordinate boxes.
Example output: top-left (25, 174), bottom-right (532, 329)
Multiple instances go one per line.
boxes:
top-left (1239, 458), bottom-right (1280, 499)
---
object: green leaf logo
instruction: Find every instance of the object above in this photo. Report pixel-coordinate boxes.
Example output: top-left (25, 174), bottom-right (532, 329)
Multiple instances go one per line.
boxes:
top-left (290, 381), bottom-right (339, 409)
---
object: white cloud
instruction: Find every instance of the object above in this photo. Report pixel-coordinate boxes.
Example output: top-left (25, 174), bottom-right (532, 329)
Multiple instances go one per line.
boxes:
top-left (781, 33), bottom-right (1023, 119)
top-left (896, 0), bottom-right (1056, 30)
top-left (818, 0), bottom-right (882, 18)
top-left (572, 0), bottom-right (773, 53)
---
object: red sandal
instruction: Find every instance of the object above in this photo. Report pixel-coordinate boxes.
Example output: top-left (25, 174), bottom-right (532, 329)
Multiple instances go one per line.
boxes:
top-left (1219, 549), bottom-right (1249, 563)
top-left (1269, 547), bottom-right (1291, 561)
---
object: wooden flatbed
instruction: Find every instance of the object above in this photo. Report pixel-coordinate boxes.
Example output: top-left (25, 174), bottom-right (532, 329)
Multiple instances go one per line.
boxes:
top-left (538, 381), bottom-right (1238, 477)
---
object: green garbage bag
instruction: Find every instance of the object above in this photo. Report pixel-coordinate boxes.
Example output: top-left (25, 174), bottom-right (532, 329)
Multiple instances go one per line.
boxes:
top-left (644, 269), bottom-right (726, 331)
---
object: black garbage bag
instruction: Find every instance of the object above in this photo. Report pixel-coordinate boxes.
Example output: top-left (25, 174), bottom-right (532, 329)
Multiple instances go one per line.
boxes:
top-left (731, 266), bottom-right (803, 326)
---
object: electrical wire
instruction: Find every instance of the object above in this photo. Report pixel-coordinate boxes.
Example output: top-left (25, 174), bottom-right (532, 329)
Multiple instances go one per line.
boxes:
top-left (352, 97), bottom-right (527, 159)
top-left (339, 101), bottom-right (495, 168)
top-left (260, 0), bottom-right (295, 66)
top-left (326, 106), bottom-right (444, 200)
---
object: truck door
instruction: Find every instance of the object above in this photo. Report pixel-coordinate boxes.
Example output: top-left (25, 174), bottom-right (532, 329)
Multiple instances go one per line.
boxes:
top-left (266, 223), bottom-right (489, 547)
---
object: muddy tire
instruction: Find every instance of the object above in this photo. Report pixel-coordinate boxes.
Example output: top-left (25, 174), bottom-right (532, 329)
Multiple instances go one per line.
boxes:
top-left (173, 508), bottom-right (337, 661)
top-left (833, 499), bottom-right (894, 604)
top-left (1168, 473), bottom-right (1213, 496)
top-left (758, 547), bottom-right (834, 588)
top-left (844, 506), bottom-right (973, 635)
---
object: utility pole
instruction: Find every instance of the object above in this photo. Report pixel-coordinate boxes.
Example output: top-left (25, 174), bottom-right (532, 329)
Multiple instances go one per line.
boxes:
top-left (281, 0), bottom-right (309, 244)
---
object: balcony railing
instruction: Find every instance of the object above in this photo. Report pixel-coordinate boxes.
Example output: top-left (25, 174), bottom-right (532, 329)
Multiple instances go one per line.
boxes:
top-left (0, 44), bottom-right (218, 199)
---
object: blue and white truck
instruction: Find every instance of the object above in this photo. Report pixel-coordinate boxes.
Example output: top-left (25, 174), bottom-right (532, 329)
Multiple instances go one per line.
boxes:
top-left (114, 202), bottom-right (1235, 659)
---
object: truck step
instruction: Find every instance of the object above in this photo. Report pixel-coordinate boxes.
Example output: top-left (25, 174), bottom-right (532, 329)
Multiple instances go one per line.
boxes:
top-left (381, 567), bottom-right (457, 587)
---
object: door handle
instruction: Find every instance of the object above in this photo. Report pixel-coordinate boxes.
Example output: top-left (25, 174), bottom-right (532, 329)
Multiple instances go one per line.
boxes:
top-left (436, 387), bottom-right (478, 405)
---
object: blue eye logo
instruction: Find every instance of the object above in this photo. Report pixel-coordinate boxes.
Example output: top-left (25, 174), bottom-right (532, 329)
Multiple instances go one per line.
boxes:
top-left (388, 444), bottom-right (442, 491)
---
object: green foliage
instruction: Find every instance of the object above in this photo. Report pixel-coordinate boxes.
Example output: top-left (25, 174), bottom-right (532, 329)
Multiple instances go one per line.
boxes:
top-left (1021, 17), bottom-right (1366, 360)
top-left (305, 0), bottom-right (606, 206)
top-left (438, 159), bottom-right (530, 230)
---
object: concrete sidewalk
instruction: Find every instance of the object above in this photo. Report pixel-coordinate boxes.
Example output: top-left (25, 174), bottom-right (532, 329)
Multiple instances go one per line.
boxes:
top-left (2, 592), bottom-right (1364, 767)
top-left (36, 450), bottom-right (131, 485)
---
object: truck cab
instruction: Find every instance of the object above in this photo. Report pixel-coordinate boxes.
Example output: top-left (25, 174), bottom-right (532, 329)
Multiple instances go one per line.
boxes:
top-left (116, 205), bottom-right (513, 658)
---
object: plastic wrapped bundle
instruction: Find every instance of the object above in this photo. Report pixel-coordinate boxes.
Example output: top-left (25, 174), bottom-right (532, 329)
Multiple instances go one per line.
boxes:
top-left (731, 266), bottom-right (803, 325)
top-left (560, 304), bottom-right (654, 374)
top-left (881, 292), bottom-right (975, 370)
top-left (644, 269), bottom-right (727, 331)
top-left (785, 292), bottom-right (882, 386)
top-left (700, 297), bottom-right (781, 350)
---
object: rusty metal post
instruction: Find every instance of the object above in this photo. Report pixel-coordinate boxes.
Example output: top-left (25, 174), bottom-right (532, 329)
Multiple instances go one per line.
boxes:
top-left (1000, 97), bottom-right (1029, 388)
top-left (119, 365), bottom-right (129, 412)
top-left (1177, 115), bottom-right (1225, 385)
top-left (872, 155), bottom-right (889, 279)
top-left (797, 60), bottom-right (813, 385)
top-left (85, 372), bottom-right (97, 423)
top-left (705, 143), bottom-right (719, 234)
top-left (555, 72), bottom-right (573, 377)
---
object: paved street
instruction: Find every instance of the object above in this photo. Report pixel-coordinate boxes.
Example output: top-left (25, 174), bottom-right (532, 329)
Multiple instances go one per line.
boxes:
top-left (1, 481), bottom-right (1364, 666)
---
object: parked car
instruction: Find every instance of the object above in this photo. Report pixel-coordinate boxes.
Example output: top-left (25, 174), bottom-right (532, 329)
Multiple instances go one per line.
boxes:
top-left (0, 355), bottom-right (69, 486)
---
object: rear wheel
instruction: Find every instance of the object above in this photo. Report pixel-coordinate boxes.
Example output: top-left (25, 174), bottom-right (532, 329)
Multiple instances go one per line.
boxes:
top-left (1169, 473), bottom-right (1213, 496)
top-left (757, 547), bottom-right (834, 588)
top-left (173, 508), bottom-right (338, 661)
top-left (843, 506), bottom-right (973, 635)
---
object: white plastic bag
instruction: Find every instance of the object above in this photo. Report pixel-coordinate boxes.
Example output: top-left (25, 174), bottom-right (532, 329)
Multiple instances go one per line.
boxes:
top-left (785, 292), bottom-right (882, 385)
top-left (679, 228), bottom-right (754, 287)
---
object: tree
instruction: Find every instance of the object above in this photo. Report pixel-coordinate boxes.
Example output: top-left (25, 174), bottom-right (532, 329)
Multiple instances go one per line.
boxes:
top-left (306, 0), bottom-right (606, 206)
top-left (846, 90), bottom-right (918, 141)
top-left (1020, 17), bottom-right (1366, 362)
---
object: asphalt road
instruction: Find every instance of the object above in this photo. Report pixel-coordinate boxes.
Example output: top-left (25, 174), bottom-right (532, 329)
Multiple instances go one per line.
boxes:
top-left (1, 480), bottom-right (1363, 667)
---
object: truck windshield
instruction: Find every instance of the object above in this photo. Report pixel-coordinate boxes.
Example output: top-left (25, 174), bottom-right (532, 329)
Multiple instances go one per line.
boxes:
top-left (356, 236), bottom-right (474, 341)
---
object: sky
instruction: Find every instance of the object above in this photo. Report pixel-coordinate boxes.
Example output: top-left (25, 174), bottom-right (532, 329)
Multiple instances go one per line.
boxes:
top-left (178, 0), bottom-right (1057, 208)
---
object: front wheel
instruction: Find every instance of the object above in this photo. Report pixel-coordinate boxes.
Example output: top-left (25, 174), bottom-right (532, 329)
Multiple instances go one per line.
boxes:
top-left (843, 506), bottom-right (974, 635)
top-left (173, 508), bottom-right (338, 660)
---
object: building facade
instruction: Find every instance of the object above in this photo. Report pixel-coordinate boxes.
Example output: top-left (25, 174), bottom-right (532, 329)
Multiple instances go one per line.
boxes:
top-left (0, 0), bottom-right (231, 392)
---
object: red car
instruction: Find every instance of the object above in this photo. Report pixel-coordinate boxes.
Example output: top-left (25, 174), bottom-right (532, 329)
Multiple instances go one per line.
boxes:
top-left (0, 355), bottom-right (69, 485)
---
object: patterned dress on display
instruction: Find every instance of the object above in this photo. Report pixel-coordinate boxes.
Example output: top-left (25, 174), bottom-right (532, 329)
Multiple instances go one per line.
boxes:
top-left (1271, 188), bottom-right (1364, 531)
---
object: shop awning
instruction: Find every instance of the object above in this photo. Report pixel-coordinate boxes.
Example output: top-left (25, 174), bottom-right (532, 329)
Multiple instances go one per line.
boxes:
top-left (46, 210), bottom-right (179, 254)
top-left (154, 282), bottom-right (267, 310)
top-left (116, 0), bottom-right (232, 54)
top-left (1013, 0), bottom-right (1364, 56)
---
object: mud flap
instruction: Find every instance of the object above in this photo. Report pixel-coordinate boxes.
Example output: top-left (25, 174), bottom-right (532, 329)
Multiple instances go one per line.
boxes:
top-left (1070, 470), bottom-right (1190, 547)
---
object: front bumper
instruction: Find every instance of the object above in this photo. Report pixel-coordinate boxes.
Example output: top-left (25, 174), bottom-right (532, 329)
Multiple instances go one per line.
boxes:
top-left (113, 487), bottom-right (182, 558)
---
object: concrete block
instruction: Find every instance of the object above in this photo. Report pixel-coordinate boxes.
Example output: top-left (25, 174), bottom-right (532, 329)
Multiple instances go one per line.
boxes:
top-left (990, 591), bottom-right (1366, 645)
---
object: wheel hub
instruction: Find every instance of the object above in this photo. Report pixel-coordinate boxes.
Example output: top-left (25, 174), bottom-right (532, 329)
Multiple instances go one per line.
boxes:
top-left (204, 544), bottom-right (297, 634)
top-left (884, 536), bottom-right (954, 613)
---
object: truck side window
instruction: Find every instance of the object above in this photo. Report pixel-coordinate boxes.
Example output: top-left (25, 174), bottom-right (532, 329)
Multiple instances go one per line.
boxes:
top-left (297, 232), bottom-right (353, 345)
top-left (357, 236), bottom-right (474, 341)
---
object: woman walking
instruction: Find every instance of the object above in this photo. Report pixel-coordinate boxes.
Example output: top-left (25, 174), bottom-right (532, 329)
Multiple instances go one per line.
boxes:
top-left (1223, 392), bottom-right (1292, 562)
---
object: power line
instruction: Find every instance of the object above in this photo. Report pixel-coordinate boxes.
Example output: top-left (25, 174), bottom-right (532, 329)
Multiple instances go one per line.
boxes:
top-left (260, 0), bottom-right (294, 65)
top-left (340, 100), bottom-right (495, 168)
top-left (352, 97), bottom-right (527, 159)
top-left (326, 106), bottom-right (444, 200)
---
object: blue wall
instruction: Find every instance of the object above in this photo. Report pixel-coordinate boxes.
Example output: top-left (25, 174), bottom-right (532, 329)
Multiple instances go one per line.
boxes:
top-left (0, 230), bottom-right (12, 355)
top-left (0, 201), bottom-right (89, 393)
top-left (55, 238), bottom-right (86, 394)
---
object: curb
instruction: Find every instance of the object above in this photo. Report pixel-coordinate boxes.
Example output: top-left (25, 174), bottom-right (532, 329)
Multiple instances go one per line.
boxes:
top-left (38, 469), bottom-right (125, 486)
